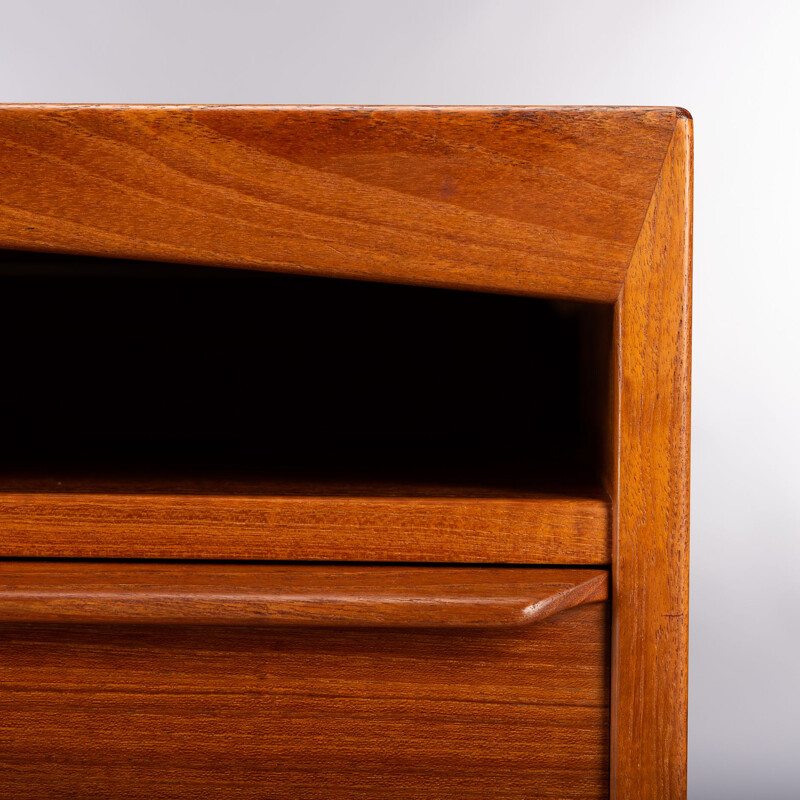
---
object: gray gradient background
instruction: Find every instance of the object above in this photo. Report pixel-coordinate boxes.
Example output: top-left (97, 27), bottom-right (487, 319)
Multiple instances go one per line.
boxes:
top-left (1, 2), bottom-right (799, 797)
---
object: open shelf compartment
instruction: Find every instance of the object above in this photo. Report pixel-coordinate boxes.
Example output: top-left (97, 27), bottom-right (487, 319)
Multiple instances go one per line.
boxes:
top-left (0, 251), bottom-right (612, 564)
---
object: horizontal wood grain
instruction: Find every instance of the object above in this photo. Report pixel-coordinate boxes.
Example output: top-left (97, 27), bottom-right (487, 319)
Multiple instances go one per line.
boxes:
top-left (0, 105), bottom-right (677, 300)
top-left (0, 104), bottom-right (692, 797)
top-left (0, 477), bottom-right (611, 563)
top-left (0, 562), bottom-right (607, 627)
top-left (0, 599), bottom-right (609, 798)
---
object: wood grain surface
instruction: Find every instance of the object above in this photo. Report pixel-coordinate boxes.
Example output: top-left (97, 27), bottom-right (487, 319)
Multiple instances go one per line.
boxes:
top-left (610, 114), bottom-right (692, 798)
top-left (0, 105), bottom-right (677, 300)
top-left (0, 562), bottom-right (607, 627)
top-left (0, 476), bottom-right (610, 563)
top-left (0, 600), bottom-right (609, 799)
top-left (0, 105), bottom-right (692, 798)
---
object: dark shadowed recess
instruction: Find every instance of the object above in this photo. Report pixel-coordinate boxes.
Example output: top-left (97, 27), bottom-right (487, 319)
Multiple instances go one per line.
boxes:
top-left (0, 250), bottom-right (612, 496)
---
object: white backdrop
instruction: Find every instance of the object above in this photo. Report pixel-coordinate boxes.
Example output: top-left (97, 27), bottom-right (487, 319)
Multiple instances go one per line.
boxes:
top-left (1, 2), bottom-right (799, 796)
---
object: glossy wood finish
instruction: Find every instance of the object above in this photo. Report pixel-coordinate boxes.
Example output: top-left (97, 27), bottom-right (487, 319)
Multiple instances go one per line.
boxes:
top-left (0, 476), bottom-right (610, 563)
top-left (0, 105), bottom-right (692, 798)
top-left (0, 599), bottom-right (609, 799)
top-left (0, 105), bottom-right (677, 301)
top-left (0, 563), bottom-right (606, 627)
top-left (609, 115), bottom-right (692, 798)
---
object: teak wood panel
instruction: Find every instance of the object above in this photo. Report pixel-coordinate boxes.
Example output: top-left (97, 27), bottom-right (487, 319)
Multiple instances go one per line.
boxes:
top-left (0, 105), bottom-right (677, 301)
top-left (609, 116), bottom-right (692, 798)
top-left (0, 105), bottom-right (692, 798)
top-left (0, 562), bottom-right (608, 627)
top-left (0, 478), bottom-right (611, 563)
top-left (0, 574), bottom-right (610, 799)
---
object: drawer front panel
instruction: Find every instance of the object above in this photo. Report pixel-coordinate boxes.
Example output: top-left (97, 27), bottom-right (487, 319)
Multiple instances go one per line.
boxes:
top-left (0, 566), bottom-right (609, 799)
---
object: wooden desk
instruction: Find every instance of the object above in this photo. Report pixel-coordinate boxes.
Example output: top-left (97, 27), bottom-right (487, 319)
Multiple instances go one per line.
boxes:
top-left (0, 105), bottom-right (691, 798)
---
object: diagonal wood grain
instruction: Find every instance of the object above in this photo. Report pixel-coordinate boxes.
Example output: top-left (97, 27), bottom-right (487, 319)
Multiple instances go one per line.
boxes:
top-left (0, 105), bottom-right (677, 300)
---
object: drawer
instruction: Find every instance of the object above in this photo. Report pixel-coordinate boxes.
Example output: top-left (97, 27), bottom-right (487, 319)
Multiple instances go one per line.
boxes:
top-left (0, 563), bottom-right (609, 799)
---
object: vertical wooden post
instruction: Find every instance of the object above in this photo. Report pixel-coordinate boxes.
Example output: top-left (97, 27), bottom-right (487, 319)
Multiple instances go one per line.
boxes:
top-left (610, 114), bottom-right (693, 798)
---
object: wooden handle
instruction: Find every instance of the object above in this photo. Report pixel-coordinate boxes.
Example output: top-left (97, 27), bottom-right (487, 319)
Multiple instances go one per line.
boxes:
top-left (0, 563), bottom-right (607, 628)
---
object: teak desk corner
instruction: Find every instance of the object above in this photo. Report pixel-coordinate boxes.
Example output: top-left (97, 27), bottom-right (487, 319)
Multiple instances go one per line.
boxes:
top-left (0, 105), bottom-right (691, 799)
